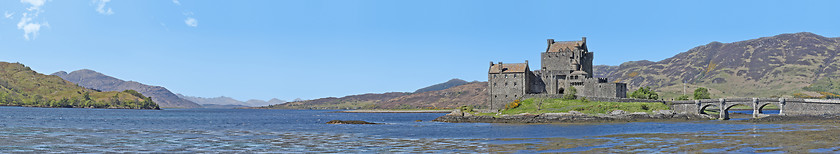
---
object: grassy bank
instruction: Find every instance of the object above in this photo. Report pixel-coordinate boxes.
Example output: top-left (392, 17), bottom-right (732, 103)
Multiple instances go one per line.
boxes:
top-left (476, 98), bottom-right (670, 116)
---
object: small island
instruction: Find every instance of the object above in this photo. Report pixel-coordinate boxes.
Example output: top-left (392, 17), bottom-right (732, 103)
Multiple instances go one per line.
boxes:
top-left (434, 97), bottom-right (712, 123)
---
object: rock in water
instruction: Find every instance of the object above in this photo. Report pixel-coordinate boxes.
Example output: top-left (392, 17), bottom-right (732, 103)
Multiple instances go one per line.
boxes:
top-left (325, 120), bottom-right (379, 124)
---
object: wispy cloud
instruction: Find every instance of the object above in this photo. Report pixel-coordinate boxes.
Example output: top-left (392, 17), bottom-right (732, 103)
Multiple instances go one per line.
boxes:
top-left (20, 0), bottom-right (46, 12)
top-left (4, 11), bottom-right (13, 19)
top-left (17, 0), bottom-right (49, 40)
top-left (94, 0), bottom-right (114, 15)
top-left (185, 17), bottom-right (198, 27)
top-left (172, 0), bottom-right (181, 5)
top-left (17, 13), bottom-right (48, 40)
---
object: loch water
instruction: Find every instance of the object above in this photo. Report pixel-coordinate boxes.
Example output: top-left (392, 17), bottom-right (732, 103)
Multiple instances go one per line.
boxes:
top-left (0, 106), bottom-right (830, 152)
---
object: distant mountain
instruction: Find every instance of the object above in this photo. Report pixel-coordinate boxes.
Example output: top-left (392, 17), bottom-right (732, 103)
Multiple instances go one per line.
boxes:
top-left (177, 94), bottom-right (244, 106)
top-left (52, 69), bottom-right (202, 108)
top-left (176, 94), bottom-right (285, 107)
top-left (200, 104), bottom-right (250, 109)
top-left (594, 32), bottom-right (840, 98)
top-left (257, 92), bottom-right (411, 109)
top-left (414, 78), bottom-right (470, 93)
top-left (245, 98), bottom-right (286, 106)
top-left (0, 62), bottom-right (158, 109)
top-left (255, 82), bottom-right (488, 110)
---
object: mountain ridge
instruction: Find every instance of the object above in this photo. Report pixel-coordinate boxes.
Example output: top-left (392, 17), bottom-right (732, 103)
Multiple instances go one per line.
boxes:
top-left (594, 32), bottom-right (840, 98)
top-left (52, 69), bottom-right (202, 108)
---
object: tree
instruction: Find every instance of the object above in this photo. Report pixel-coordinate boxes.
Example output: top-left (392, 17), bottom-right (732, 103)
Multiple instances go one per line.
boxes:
top-left (693, 87), bottom-right (711, 100)
top-left (563, 87), bottom-right (577, 100)
top-left (630, 86), bottom-right (659, 100)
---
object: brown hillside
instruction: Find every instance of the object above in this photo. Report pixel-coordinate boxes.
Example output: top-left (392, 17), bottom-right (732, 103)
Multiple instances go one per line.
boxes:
top-left (378, 82), bottom-right (487, 109)
top-left (594, 32), bottom-right (840, 98)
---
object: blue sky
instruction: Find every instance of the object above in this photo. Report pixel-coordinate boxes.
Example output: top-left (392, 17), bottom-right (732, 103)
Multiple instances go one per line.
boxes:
top-left (1, 0), bottom-right (839, 101)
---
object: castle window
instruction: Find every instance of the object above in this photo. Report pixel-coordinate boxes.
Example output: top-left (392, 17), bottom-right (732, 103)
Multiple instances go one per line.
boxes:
top-left (494, 95), bottom-right (497, 98)
top-left (514, 82), bottom-right (517, 86)
top-left (505, 82), bottom-right (508, 86)
top-left (514, 95), bottom-right (517, 98)
top-left (505, 74), bottom-right (508, 78)
top-left (505, 95), bottom-right (508, 98)
top-left (513, 74), bottom-right (517, 78)
top-left (493, 83), bottom-right (497, 86)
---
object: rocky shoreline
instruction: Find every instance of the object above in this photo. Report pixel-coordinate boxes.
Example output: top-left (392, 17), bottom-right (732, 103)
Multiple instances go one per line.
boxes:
top-left (433, 109), bottom-right (715, 123)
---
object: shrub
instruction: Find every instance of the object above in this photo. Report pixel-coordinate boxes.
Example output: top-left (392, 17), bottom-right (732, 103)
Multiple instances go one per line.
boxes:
top-left (504, 99), bottom-right (521, 110)
top-left (459, 105), bottom-right (474, 113)
top-left (693, 88), bottom-right (711, 100)
top-left (641, 104), bottom-right (649, 110)
top-left (563, 87), bottom-right (577, 100)
top-left (676, 95), bottom-right (690, 100)
top-left (630, 86), bottom-right (659, 100)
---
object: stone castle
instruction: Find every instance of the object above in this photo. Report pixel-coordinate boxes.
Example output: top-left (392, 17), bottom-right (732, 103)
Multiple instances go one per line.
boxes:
top-left (488, 37), bottom-right (627, 110)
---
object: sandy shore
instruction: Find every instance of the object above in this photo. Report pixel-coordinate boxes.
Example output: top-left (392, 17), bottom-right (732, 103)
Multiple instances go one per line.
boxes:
top-left (334, 110), bottom-right (452, 113)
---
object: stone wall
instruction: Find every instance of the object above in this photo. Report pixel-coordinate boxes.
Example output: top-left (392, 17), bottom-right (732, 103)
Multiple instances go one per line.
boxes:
top-left (540, 52), bottom-right (572, 71)
top-left (488, 72), bottom-right (527, 110)
top-left (581, 78), bottom-right (626, 98)
top-left (785, 99), bottom-right (840, 115)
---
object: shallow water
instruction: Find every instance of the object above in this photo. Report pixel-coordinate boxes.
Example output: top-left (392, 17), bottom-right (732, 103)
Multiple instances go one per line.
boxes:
top-left (0, 106), bottom-right (835, 152)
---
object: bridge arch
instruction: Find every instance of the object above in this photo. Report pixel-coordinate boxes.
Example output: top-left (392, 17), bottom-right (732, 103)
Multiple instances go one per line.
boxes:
top-left (699, 104), bottom-right (719, 115)
top-left (724, 102), bottom-right (753, 112)
top-left (757, 103), bottom-right (781, 114)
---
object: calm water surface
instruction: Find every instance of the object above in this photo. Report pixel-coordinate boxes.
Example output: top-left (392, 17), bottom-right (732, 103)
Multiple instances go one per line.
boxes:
top-left (0, 106), bottom-right (826, 152)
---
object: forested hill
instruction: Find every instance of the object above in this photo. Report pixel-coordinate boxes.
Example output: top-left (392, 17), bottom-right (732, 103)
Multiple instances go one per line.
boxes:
top-left (52, 69), bottom-right (201, 108)
top-left (0, 62), bottom-right (158, 109)
top-left (594, 32), bottom-right (840, 99)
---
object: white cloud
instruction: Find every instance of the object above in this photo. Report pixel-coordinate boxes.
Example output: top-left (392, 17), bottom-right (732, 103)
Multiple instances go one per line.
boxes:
top-left (4, 11), bottom-right (13, 19)
top-left (17, 13), bottom-right (48, 40)
top-left (17, 0), bottom-right (48, 40)
top-left (20, 0), bottom-right (46, 11)
top-left (184, 17), bottom-right (198, 27)
top-left (94, 0), bottom-right (114, 15)
top-left (172, 0), bottom-right (181, 5)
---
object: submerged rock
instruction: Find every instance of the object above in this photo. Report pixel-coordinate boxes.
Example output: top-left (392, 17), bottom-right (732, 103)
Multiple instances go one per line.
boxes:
top-left (326, 120), bottom-right (379, 124)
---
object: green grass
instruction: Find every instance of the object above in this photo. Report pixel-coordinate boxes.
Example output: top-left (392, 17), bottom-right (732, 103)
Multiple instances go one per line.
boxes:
top-left (480, 98), bottom-right (670, 116)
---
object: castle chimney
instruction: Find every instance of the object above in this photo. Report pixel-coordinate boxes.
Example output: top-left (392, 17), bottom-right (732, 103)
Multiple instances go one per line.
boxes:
top-left (499, 62), bottom-right (503, 71)
top-left (490, 61), bottom-right (494, 66)
top-left (546, 39), bottom-right (555, 52)
top-left (581, 37), bottom-right (586, 43)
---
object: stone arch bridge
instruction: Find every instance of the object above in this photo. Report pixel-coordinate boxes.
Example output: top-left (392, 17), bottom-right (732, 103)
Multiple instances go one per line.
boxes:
top-left (669, 98), bottom-right (840, 120)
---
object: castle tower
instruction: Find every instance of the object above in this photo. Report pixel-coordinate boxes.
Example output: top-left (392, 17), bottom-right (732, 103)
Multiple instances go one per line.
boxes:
top-left (540, 37), bottom-right (593, 94)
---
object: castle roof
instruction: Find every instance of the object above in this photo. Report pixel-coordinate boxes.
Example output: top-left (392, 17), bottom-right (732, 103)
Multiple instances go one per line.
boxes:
top-left (547, 41), bottom-right (585, 52)
top-left (489, 63), bottom-right (528, 74)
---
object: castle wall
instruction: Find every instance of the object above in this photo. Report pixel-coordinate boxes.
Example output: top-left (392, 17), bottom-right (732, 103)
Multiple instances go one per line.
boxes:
top-left (488, 72), bottom-right (527, 111)
top-left (581, 78), bottom-right (627, 98)
top-left (540, 52), bottom-right (573, 71)
top-left (527, 71), bottom-right (545, 94)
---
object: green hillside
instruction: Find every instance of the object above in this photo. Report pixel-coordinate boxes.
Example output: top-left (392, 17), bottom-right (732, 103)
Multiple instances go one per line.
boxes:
top-left (0, 62), bottom-right (159, 109)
